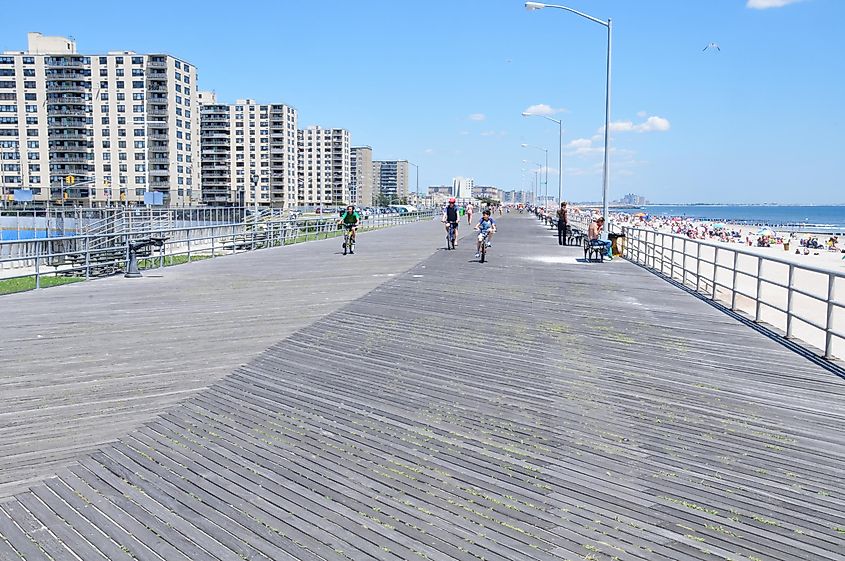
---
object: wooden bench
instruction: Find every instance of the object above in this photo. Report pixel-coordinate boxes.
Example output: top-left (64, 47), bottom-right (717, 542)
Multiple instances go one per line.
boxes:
top-left (583, 237), bottom-right (605, 262)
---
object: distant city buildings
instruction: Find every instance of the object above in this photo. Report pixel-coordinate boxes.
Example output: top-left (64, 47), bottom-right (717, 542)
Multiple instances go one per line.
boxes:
top-left (615, 193), bottom-right (649, 205)
top-left (373, 160), bottom-right (409, 202)
top-left (427, 185), bottom-right (452, 196)
top-left (298, 126), bottom-right (350, 207)
top-left (472, 185), bottom-right (501, 201)
top-left (501, 190), bottom-right (532, 204)
top-left (452, 177), bottom-right (474, 200)
top-left (350, 146), bottom-right (373, 206)
top-left (0, 32), bottom-right (199, 206)
top-left (199, 95), bottom-right (298, 207)
top-left (0, 32), bottom-right (416, 209)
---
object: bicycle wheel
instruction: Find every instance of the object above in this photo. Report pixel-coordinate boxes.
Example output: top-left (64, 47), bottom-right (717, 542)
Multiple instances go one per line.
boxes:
top-left (480, 243), bottom-right (486, 263)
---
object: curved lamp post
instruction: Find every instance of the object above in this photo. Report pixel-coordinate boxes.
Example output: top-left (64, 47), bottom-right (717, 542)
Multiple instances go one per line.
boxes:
top-left (521, 143), bottom-right (548, 206)
top-left (522, 112), bottom-right (563, 204)
top-left (526, 1), bottom-right (611, 227)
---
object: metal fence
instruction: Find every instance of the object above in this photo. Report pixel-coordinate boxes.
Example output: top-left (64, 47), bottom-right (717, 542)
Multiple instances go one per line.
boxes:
top-left (0, 210), bottom-right (436, 288)
top-left (623, 226), bottom-right (844, 360)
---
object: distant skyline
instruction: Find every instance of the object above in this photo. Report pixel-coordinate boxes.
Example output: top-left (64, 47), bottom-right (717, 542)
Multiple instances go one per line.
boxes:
top-left (2, 0), bottom-right (843, 204)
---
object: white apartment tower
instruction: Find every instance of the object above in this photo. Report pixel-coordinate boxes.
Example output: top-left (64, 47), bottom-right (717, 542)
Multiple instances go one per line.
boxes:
top-left (199, 94), bottom-right (298, 207)
top-left (297, 126), bottom-right (350, 207)
top-left (350, 146), bottom-right (373, 207)
top-left (452, 176), bottom-right (474, 200)
top-left (0, 33), bottom-right (199, 207)
top-left (373, 160), bottom-right (409, 202)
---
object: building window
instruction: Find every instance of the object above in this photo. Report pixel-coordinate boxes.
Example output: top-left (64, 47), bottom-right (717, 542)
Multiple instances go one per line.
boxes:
top-left (132, 56), bottom-right (143, 65)
top-left (99, 68), bottom-right (108, 77)
top-left (132, 80), bottom-right (143, 89)
top-left (115, 56), bottom-right (124, 65)
top-left (99, 56), bottom-right (107, 64)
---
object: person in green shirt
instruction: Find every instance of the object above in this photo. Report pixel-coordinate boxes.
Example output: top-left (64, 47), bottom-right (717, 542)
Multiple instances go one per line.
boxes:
top-left (337, 205), bottom-right (361, 254)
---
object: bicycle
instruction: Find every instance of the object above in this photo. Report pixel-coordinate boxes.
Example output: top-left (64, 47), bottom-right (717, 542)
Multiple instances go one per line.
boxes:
top-left (478, 230), bottom-right (490, 263)
top-left (342, 224), bottom-right (357, 255)
top-left (445, 221), bottom-right (457, 250)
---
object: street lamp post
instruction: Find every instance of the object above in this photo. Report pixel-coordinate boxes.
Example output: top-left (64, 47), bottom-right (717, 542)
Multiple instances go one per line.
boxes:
top-left (408, 161), bottom-right (419, 202)
top-left (526, 1), bottom-right (611, 228)
top-left (523, 113), bottom-right (563, 205)
top-left (522, 144), bottom-right (548, 206)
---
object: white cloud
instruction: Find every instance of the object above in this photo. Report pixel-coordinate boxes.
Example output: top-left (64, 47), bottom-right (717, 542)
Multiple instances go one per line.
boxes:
top-left (522, 103), bottom-right (565, 116)
top-left (468, 113), bottom-right (486, 121)
top-left (605, 115), bottom-right (671, 133)
top-left (424, 148), bottom-right (435, 155)
top-left (636, 110), bottom-right (647, 118)
top-left (459, 130), bottom-right (470, 136)
top-left (480, 130), bottom-right (507, 137)
top-left (747, 0), bottom-right (803, 9)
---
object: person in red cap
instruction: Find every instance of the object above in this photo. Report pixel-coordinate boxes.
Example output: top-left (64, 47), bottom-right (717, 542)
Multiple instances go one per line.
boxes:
top-left (442, 197), bottom-right (460, 248)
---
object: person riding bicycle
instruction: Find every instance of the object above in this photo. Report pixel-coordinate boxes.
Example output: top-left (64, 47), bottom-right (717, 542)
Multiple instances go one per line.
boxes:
top-left (475, 210), bottom-right (497, 259)
top-left (337, 205), bottom-right (361, 253)
top-left (442, 197), bottom-right (460, 247)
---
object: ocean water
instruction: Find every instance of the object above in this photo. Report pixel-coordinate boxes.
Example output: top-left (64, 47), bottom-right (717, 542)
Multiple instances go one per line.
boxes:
top-left (640, 205), bottom-right (845, 231)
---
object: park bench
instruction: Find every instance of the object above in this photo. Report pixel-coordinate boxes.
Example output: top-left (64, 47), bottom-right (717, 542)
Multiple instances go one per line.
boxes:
top-left (583, 237), bottom-right (606, 262)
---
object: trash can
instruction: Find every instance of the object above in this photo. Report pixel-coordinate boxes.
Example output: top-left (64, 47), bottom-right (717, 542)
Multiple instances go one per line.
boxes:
top-left (783, 242), bottom-right (790, 251)
top-left (609, 233), bottom-right (626, 257)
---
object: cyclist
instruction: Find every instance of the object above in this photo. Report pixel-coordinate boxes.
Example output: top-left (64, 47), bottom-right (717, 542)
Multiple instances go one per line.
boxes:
top-left (337, 204), bottom-right (361, 254)
top-left (475, 209), bottom-right (497, 258)
top-left (442, 197), bottom-right (460, 248)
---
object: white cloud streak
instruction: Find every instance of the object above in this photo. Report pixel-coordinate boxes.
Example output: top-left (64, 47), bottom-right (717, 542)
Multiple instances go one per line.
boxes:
top-left (522, 103), bottom-right (565, 116)
top-left (605, 115), bottom-right (671, 133)
top-left (468, 113), bottom-right (486, 121)
top-left (747, 0), bottom-right (803, 9)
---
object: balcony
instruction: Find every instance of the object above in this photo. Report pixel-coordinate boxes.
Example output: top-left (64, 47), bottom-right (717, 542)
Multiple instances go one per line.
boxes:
top-left (147, 85), bottom-right (168, 92)
top-left (147, 69), bottom-right (168, 78)
top-left (48, 132), bottom-right (90, 140)
top-left (147, 133), bottom-right (169, 141)
top-left (48, 109), bottom-right (90, 117)
top-left (149, 169), bottom-right (169, 176)
top-left (45, 70), bottom-right (90, 79)
top-left (46, 84), bottom-right (91, 93)
top-left (45, 59), bottom-right (86, 69)
top-left (148, 156), bottom-right (169, 162)
top-left (50, 155), bottom-right (92, 164)
top-left (147, 59), bottom-right (167, 68)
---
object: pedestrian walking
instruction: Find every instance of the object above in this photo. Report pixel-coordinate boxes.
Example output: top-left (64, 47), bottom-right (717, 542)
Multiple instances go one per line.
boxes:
top-left (557, 202), bottom-right (569, 245)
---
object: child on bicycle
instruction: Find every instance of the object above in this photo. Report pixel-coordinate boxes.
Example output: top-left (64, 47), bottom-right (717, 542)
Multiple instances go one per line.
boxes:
top-left (337, 205), bottom-right (361, 254)
top-left (474, 210), bottom-right (496, 258)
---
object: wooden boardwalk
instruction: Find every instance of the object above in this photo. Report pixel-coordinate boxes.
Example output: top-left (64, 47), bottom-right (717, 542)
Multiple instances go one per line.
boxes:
top-left (1, 214), bottom-right (843, 561)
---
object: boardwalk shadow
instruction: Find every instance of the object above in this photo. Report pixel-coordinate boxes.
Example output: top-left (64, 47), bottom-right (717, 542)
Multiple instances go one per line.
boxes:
top-left (638, 265), bottom-right (845, 380)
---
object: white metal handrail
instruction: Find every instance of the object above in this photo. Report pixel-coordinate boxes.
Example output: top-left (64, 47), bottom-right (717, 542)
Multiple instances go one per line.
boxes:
top-left (623, 226), bottom-right (844, 361)
top-left (0, 210), bottom-right (437, 288)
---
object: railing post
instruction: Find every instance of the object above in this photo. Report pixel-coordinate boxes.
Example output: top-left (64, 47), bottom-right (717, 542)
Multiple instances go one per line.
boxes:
top-left (35, 242), bottom-right (41, 289)
top-left (824, 274), bottom-right (835, 360)
top-left (670, 234), bottom-right (676, 281)
top-left (695, 241), bottom-right (702, 292)
top-left (682, 238), bottom-right (688, 286)
top-left (187, 233), bottom-right (192, 262)
top-left (84, 234), bottom-right (90, 280)
top-left (755, 256), bottom-right (763, 322)
top-left (211, 228), bottom-right (216, 258)
top-left (731, 250), bottom-right (739, 311)
top-left (786, 264), bottom-right (795, 339)
top-left (711, 247), bottom-right (718, 299)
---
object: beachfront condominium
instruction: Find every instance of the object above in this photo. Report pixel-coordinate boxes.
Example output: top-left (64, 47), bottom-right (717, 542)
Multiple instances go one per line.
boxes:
top-left (0, 33), bottom-right (199, 207)
top-left (373, 160), bottom-right (409, 203)
top-left (350, 146), bottom-right (373, 207)
top-left (297, 126), bottom-right (350, 207)
top-left (199, 94), bottom-right (298, 207)
top-left (452, 176), bottom-right (474, 200)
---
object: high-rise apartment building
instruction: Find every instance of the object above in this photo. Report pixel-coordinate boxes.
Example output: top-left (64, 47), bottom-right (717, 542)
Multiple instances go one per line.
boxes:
top-left (350, 146), bottom-right (373, 206)
top-left (297, 126), bottom-right (350, 207)
top-left (373, 160), bottom-right (409, 202)
top-left (199, 94), bottom-right (298, 207)
top-left (0, 33), bottom-right (199, 206)
top-left (452, 177), bottom-right (474, 200)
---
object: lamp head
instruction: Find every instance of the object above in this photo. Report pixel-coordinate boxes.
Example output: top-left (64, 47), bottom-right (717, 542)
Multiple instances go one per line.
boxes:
top-left (521, 112), bottom-right (531, 117)
top-left (525, 1), bottom-right (546, 10)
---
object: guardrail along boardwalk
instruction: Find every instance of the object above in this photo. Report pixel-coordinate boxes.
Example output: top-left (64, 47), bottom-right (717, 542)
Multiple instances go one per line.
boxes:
top-left (1, 214), bottom-right (843, 561)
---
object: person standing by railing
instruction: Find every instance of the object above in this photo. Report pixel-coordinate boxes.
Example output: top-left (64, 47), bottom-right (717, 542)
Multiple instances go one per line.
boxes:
top-left (556, 202), bottom-right (569, 246)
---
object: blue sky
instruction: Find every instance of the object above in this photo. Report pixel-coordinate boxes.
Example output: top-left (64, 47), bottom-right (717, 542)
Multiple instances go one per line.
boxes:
top-left (2, 0), bottom-right (843, 203)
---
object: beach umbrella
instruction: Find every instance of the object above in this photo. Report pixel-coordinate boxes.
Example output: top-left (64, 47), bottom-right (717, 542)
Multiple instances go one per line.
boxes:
top-left (757, 227), bottom-right (775, 236)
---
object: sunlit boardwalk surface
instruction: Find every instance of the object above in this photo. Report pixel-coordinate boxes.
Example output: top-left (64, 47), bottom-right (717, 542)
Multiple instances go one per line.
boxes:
top-left (1, 214), bottom-right (842, 561)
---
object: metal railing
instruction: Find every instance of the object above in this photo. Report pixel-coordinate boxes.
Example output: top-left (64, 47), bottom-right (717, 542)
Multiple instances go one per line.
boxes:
top-left (0, 210), bottom-right (436, 289)
top-left (623, 227), bottom-right (844, 360)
